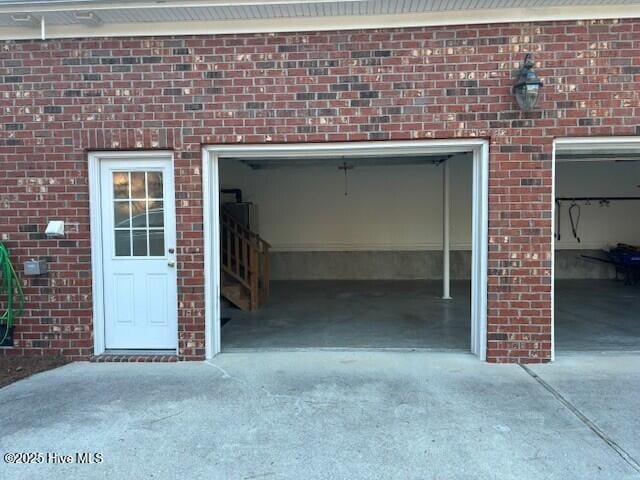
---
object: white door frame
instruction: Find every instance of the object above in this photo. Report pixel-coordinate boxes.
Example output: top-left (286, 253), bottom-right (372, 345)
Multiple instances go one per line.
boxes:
top-left (552, 136), bottom-right (640, 361)
top-left (202, 140), bottom-right (489, 360)
top-left (88, 150), bottom-right (177, 356)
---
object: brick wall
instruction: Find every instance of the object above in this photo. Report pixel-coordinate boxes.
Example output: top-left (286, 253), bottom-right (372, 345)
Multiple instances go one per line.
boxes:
top-left (1, 19), bottom-right (639, 362)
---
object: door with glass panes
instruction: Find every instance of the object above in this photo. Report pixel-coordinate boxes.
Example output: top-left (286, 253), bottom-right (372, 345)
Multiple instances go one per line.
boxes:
top-left (100, 158), bottom-right (178, 350)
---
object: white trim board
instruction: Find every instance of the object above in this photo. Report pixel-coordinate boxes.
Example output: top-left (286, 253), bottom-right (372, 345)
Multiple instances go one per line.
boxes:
top-left (88, 150), bottom-right (177, 357)
top-left (555, 136), bottom-right (640, 153)
top-left (552, 135), bottom-right (640, 362)
top-left (203, 139), bottom-right (489, 360)
top-left (0, 5), bottom-right (637, 40)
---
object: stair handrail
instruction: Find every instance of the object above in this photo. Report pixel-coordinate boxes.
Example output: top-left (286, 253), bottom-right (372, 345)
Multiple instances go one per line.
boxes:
top-left (220, 206), bottom-right (270, 310)
top-left (220, 209), bottom-right (271, 251)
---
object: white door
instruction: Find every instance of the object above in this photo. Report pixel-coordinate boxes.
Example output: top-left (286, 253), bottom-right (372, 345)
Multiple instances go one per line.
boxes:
top-left (100, 158), bottom-right (178, 350)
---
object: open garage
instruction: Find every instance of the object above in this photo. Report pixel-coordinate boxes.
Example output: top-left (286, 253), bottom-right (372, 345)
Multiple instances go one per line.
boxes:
top-left (203, 141), bottom-right (489, 357)
top-left (554, 139), bottom-right (640, 353)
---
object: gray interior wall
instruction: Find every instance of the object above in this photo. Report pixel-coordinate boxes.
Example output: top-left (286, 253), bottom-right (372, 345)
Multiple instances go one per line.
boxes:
top-left (220, 158), bottom-right (630, 282)
top-left (220, 157), bottom-right (473, 252)
top-left (270, 250), bottom-right (472, 280)
top-left (554, 249), bottom-right (616, 279)
top-left (555, 160), bottom-right (640, 250)
top-left (553, 160), bottom-right (636, 280)
top-left (269, 250), bottom-right (615, 280)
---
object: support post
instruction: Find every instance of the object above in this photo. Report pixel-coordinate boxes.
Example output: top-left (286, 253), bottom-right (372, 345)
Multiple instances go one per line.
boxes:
top-left (442, 160), bottom-right (452, 300)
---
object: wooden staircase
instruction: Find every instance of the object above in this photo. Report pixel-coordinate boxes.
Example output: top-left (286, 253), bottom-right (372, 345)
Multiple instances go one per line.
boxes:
top-left (221, 207), bottom-right (270, 311)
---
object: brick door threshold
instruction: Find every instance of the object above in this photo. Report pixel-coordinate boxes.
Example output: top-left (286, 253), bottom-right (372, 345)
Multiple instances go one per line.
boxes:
top-left (91, 350), bottom-right (178, 362)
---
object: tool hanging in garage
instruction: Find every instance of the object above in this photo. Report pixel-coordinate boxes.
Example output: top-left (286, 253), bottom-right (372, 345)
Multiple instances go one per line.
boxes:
top-left (568, 201), bottom-right (581, 243)
top-left (338, 162), bottom-right (354, 196)
top-left (0, 242), bottom-right (25, 346)
top-left (555, 199), bottom-right (562, 240)
top-left (555, 196), bottom-right (640, 242)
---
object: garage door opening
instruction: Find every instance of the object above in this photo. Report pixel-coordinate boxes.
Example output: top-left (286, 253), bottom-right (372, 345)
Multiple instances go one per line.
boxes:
top-left (554, 138), bottom-right (640, 353)
top-left (203, 141), bottom-right (488, 359)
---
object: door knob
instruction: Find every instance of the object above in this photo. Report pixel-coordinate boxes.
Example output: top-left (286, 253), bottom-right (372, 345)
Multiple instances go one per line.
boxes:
top-left (168, 261), bottom-right (176, 267)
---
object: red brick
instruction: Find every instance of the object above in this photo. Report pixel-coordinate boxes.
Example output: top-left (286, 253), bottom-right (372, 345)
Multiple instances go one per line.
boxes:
top-left (2, 19), bottom-right (638, 363)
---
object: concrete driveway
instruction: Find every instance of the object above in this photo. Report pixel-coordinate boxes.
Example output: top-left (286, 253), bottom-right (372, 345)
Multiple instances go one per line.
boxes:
top-left (0, 352), bottom-right (638, 480)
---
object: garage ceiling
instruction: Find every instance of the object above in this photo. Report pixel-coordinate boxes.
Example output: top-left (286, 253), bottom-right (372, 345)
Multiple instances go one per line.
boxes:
top-left (235, 154), bottom-right (462, 169)
top-left (0, 0), bottom-right (638, 40)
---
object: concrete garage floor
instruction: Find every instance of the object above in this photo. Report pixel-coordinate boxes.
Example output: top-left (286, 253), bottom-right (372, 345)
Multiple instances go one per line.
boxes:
top-left (555, 280), bottom-right (640, 352)
top-left (223, 280), bottom-right (471, 350)
top-left (1, 352), bottom-right (639, 480)
top-left (223, 280), bottom-right (640, 353)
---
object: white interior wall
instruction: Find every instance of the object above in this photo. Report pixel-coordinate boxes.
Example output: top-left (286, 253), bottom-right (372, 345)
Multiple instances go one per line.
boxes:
top-left (555, 160), bottom-right (640, 249)
top-left (219, 157), bottom-right (473, 251)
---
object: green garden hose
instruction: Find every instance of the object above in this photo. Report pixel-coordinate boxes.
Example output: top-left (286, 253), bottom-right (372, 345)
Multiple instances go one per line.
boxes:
top-left (0, 242), bottom-right (24, 344)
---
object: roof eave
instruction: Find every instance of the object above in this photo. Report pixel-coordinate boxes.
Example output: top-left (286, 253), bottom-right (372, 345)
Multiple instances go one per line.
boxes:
top-left (0, 3), bottom-right (637, 41)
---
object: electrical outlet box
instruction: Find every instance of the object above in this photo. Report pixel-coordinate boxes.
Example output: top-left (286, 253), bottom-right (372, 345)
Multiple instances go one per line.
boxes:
top-left (24, 259), bottom-right (48, 276)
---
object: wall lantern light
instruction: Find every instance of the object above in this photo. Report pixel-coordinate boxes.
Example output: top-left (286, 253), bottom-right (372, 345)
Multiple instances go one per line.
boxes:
top-left (513, 53), bottom-right (543, 111)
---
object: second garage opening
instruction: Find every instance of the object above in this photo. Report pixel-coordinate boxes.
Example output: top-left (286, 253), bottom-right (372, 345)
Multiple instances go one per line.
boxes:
top-left (554, 140), bottom-right (640, 353)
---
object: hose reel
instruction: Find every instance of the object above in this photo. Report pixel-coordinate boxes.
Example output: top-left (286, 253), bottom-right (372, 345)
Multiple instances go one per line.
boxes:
top-left (0, 242), bottom-right (25, 346)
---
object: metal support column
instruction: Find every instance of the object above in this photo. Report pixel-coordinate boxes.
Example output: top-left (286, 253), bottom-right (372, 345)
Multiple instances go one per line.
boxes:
top-left (442, 160), bottom-right (452, 300)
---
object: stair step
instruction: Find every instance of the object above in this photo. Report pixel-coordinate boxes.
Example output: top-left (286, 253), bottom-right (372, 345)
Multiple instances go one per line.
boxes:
top-left (221, 283), bottom-right (251, 311)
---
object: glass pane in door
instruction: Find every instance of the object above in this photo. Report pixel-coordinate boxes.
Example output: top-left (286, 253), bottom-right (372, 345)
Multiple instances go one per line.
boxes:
top-left (112, 170), bottom-right (165, 257)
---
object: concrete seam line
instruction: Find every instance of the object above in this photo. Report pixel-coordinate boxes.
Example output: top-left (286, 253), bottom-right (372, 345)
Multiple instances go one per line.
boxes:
top-left (520, 364), bottom-right (640, 474)
top-left (204, 360), bottom-right (232, 378)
